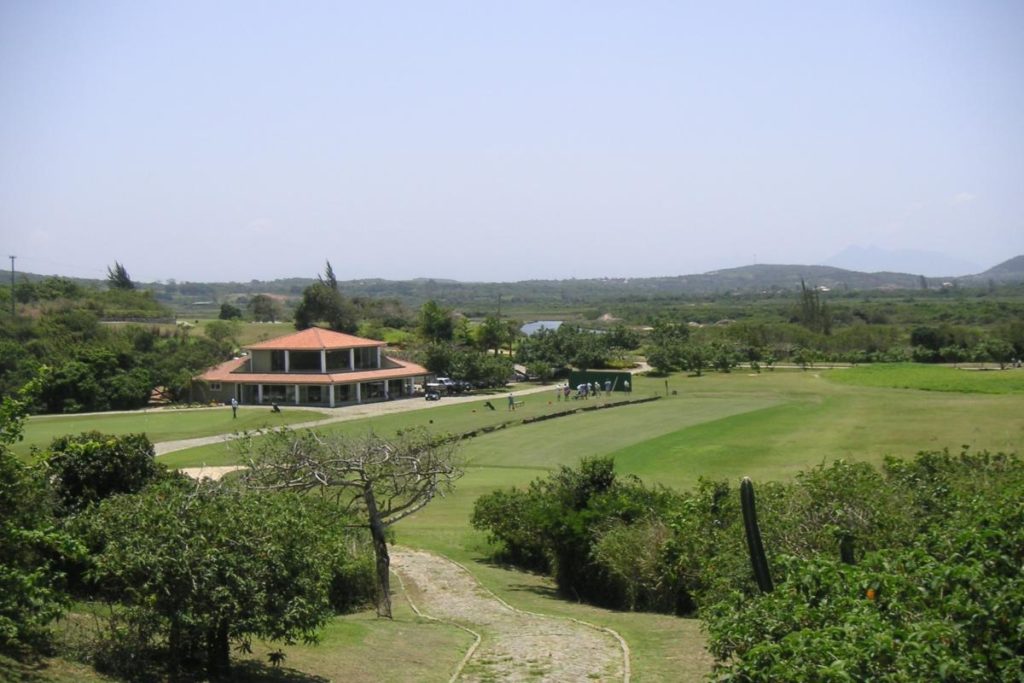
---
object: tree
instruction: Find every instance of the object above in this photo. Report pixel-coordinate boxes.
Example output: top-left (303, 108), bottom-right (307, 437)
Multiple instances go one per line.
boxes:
top-left (106, 262), bottom-right (134, 290)
top-left (318, 260), bottom-right (338, 292)
top-left (218, 302), bottom-right (242, 320)
top-left (681, 342), bottom-right (708, 376)
top-left (294, 282), bottom-right (357, 333)
top-left (75, 481), bottom-right (352, 678)
top-left (417, 300), bottom-right (454, 342)
top-left (248, 294), bottom-right (282, 323)
top-left (645, 319), bottom-right (689, 374)
top-left (477, 315), bottom-right (506, 354)
top-left (241, 428), bottom-right (462, 618)
top-left (204, 319), bottom-right (241, 346)
top-left (43, 432), bottom-right (164, 515)
top-left (797, 279), bottom-right (831, 335)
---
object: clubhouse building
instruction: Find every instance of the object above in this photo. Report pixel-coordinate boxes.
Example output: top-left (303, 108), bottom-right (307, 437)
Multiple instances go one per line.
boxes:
top-left (195, 327), bottom-right (431, 408)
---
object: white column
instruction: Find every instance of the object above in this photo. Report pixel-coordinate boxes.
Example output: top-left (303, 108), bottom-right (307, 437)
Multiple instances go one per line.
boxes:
top-left (257, 384), bottom-right (263, 403)
top-left (329, 384), bottom-right (335, 407)
top-left (294, 385), bottom-right (300, 405)
top-left (376, 347), bottom-right (381, 368)
top-left (320, 350), bottom-right (326, 373)
top-left (349, 348), bottom-right (355, 370)
top-left (284, 350), bottom-right (290, 373)
top-left (355, 383), bottom-right (362, 404)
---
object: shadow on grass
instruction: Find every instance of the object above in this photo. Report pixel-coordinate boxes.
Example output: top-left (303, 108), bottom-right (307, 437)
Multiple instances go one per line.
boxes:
top-left (227, 661), bottom-right (329, 682)
top-left (505, 582), bottom-right (560, 600)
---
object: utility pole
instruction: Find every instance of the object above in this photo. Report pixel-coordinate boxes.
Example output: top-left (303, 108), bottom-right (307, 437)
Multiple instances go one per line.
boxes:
top-left (8, 255), bottom-right (14, 317)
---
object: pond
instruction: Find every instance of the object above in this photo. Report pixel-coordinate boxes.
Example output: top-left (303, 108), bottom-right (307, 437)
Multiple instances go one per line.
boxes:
top-left (520, 320), bottom-right (564, 336)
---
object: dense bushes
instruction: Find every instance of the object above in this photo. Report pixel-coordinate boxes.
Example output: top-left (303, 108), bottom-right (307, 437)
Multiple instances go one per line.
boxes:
top-left (473, 457), bottom-right (693, 613)
top-left (704, 477), bottom-right (1024, 681)
top-left (0, 312), bottom-right (231, 413)
top-left (0, 401), bottom-right (81, 653)
top-left (72, 481), bottom-right (375, 678)
top-left (43, 432), bottom-right (165, 515)
top-left (472, 449), bottom-right (1024, 680)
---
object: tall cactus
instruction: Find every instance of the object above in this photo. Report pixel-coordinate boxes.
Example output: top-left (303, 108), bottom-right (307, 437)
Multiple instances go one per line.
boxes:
top-left (740, 476), bottom-right (774, 593)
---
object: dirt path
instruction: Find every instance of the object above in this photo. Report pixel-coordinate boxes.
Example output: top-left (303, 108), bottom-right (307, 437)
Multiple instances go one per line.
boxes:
top-left (391, 547), bottom-right (629, 682)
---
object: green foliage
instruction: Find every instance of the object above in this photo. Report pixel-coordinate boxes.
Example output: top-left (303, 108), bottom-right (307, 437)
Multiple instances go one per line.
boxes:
top-left (247, 294), bottom-right (282, 322)
top-left (644, 319), bottom-right (690, 374)
top-left (43, 432), bottom-right (164, 515)
top-left (416, 341), bottom-right (512, 387)
top-left (73, 482), bottom-right (364, 677)
top-left (294, 282), bottom-right (357, 333)
top-left (476, 315), bottom-right (507, 353)
top-left (105, 262), bottom-right (134, 291)
top-left (204, 318), bottom-right (241, 346)
top-left (417, 300), bottom-right (454, 342)
top-left (218, 302), bottom-right (242, 320)
top-left (516, 324), bottom-right (626, 372)
top-left (704, 483), bottom-right (1024, 681)
top-left (473, 457), bottom-right (690, 612)
top-left (0, 375), bottom-right (82, 653)
top-left (796, 279), bottom-right (831, 335)
top-left (318, 260), bottom-right (338, 292)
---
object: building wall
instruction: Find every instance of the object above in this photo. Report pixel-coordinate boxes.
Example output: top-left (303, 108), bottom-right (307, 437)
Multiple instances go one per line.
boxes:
top-left (201, 381), bottom-right (237, 404)
top-left (250, 351), bottom-right (273, 372)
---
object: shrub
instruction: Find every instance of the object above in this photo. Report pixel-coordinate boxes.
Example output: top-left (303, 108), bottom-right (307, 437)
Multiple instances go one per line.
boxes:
top-left (43, 432), bottom-right (165, 515)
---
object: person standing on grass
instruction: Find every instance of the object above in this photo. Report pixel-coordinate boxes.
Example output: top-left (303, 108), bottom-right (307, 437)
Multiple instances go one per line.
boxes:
top-left (231, 396), bottom-right (238, 418)
top-left (508, 392), bottom-right (515, 411)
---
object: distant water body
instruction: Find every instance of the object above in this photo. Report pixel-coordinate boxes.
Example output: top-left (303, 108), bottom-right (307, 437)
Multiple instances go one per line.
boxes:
top-left (521, 320), bottom-right (563, 336)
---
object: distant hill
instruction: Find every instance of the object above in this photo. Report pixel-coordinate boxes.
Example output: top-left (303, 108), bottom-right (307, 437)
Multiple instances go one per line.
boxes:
top-left (960, 255), bottom-right (1024, 284)
top-left (823, 245), bottom-right (981, 277)
top-left (13, 256), bottom-right (1023, 311)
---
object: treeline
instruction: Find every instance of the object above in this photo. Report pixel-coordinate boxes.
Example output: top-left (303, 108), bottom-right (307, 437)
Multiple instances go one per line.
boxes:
top-left (639, 316), bottom-right (1023, 375)
top-left (472, 449), bottom-right (1024, 680)
top-left (0, 310), bottom-right (229, 413)
top-left (0, 384), bottom-right (376, 679)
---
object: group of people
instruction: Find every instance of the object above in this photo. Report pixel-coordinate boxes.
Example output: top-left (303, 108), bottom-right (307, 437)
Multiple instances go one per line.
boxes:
top-left (554, 378), bottom-right (630, 401)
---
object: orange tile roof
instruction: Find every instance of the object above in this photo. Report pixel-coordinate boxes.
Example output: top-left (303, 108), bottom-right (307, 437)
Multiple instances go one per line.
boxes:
top-left (195, 356), bottom-right (429, 385)
top-left (246, 327), bottom-right (385, 351)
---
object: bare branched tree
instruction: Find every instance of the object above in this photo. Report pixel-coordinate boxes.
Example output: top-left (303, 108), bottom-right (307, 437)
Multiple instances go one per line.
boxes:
top-left (239, 427), bottom-right (462, 618)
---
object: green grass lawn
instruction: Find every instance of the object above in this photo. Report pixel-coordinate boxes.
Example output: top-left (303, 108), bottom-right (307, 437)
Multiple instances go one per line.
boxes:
top-left (17, 407), bottom-right (327, 459)
top-left (828, 362), bottom-right (1024, 394)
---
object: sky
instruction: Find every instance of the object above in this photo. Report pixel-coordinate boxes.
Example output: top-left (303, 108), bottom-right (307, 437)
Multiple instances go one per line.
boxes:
top-left (1, 1), bottom-right (1022, 283)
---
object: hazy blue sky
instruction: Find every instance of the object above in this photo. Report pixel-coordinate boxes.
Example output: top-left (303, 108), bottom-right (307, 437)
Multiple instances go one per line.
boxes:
top-left (2, 1), bottom-right (1022, 282)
